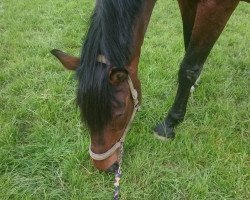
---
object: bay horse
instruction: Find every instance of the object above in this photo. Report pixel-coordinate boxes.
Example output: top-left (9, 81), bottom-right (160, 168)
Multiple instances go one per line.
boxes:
top-left (51, 0), bottom-right (249, 172)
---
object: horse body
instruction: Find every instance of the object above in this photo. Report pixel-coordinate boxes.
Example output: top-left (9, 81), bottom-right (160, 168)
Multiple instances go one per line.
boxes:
top-left (52, 0), bottom-right (249, 171)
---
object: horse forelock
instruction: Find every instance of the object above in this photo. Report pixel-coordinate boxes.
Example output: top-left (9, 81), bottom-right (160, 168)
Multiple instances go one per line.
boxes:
top-left (76, 0), bottom-right (145, 133)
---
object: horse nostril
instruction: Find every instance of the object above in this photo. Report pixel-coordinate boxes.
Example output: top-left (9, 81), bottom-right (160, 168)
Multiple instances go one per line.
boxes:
top-left (105, 162), bottom-right (119, 173)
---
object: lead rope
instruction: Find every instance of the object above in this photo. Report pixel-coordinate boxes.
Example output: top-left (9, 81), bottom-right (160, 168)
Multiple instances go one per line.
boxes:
top-left (114, 144), bottom-right (124, 200)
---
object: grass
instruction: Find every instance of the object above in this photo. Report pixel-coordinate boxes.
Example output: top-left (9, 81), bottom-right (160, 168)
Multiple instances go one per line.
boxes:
top-left (0, 0), bottom-right (249, 199)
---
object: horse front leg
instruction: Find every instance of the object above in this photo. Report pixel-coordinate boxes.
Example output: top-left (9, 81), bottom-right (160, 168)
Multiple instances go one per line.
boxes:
top-left (154, 0), bottom-right (239, 139)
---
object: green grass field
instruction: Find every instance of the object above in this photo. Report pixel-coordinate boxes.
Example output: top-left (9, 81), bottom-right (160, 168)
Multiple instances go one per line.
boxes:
top-left (0, 0), bottom-right (249, 199)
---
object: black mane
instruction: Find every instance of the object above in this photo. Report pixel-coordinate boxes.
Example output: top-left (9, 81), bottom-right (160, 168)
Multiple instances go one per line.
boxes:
top-left (77, 0), bottom-right (144, 133)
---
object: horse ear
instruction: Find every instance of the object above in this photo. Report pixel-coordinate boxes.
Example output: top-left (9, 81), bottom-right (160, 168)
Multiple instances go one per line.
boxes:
top-left (109, 68), bottom-right (128, 85)
top-left (51, 49), bottom-right (80, 70)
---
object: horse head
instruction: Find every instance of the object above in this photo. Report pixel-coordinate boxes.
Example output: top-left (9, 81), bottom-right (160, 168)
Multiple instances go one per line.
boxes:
top-left (51, 49), bottom-right (141, 172)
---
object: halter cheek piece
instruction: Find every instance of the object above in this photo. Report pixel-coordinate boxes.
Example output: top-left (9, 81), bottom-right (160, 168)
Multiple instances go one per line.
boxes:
top-left (88, 55), bottom-right (140, 161)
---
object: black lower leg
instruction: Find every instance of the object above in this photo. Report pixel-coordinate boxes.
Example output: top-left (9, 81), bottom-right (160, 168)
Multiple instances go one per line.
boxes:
top-left (154, 61), bottom-right (202, 138)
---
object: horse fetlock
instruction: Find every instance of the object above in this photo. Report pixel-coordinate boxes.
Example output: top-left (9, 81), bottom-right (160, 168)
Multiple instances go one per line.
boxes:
top-left (166, 110), bottom-right (185, 126)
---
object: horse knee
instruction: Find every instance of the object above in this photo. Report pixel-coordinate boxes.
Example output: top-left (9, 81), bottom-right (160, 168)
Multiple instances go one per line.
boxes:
top-left (179, 64), bottom-right (201, 86)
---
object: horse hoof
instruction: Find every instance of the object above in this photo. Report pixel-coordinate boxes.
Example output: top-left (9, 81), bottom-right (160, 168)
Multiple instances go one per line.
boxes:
top-left (153, 123), bottom-right (175, 140)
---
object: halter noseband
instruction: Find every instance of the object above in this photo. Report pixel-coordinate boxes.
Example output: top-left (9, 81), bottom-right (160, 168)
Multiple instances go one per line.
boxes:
top-left (88, 55), bottom-right (140, 161)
